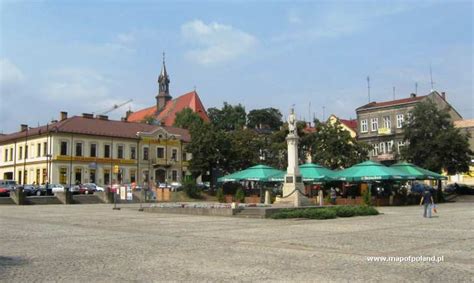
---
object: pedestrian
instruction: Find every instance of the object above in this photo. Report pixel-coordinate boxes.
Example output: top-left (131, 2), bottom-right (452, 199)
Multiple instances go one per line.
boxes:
top-left (419, 188), bottom-right (434, 218)
top-left (330, 187), bottom-right (337, 205)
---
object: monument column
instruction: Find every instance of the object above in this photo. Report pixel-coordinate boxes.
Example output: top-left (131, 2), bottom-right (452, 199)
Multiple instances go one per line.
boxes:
top-left (274, 108), bottom-right (310, 207)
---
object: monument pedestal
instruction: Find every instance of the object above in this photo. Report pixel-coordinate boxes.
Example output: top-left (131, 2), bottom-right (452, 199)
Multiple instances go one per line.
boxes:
top-left (274, 174), bottom-right (310, 207)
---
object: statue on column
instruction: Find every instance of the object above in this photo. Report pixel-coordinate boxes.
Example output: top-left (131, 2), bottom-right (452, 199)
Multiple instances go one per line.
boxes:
top-left (288, 108), bottom-right (297, 135)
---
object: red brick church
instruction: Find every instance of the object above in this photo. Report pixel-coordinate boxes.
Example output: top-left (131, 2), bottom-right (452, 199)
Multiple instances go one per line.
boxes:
top-left (126, 56), bottom-right (209, 125)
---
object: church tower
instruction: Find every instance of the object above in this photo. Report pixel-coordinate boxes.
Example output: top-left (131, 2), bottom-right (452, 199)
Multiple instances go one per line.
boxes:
top-left (156, 52), bottom-right (172, 111)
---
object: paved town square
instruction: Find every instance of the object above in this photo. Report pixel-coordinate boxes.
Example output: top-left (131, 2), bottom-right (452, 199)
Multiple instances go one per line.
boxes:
top-left (0, 202), bottom-right (472, 282)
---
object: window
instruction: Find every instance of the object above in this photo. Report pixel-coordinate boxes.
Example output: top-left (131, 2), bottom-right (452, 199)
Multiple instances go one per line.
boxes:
top-left (19, 146), bottom-right (23, 160)
top-left (42, 168), bottom-right (47, 184)
top-left (172, 170), bottom-right (178, 181)
top-left (130, 146), bottom-right (136, 160)
top-left (117, 145), bottom-right (124, 159)
top-left (9, 149), bottom-right (13, 161)
top-left (4, 149), bottom-right (7, 162)
top-left (25, 145), bottom-right (28, 159)
top-left (143, 147), bottom-right (149, 161)
top-left (90, 144), bottom-right (97, 157)
top-left (18, 171), bottom-right (22, 184)
top-left (60, 141), bottom-right (68, 155)
top-left (397, 141), bottom-right (405, 154)
top-left (104, 145), bottom-right (110, 158)
top-left (59, 168), bottom-right (67, 184)
top-left (371, 118), bottom-right (379, 132)
top-left (396, 114), bottom-right (404, 128)
top-left (182, 152), bottom-right (187, 161)
top-left (75, 142), bottom-right (83, 157)
top-left (37, 143), bottom-right (41, 157)
top-left (130, 170), bottom-right (136, 183)
top-left (373, 144), bottom-right (379, 156)
top-left (387, 140), bottom-right (393, 153)
top-left (43, 142), bottom-right (47, 156)
top-left (383, 116), bottom-right (391, 129)
top-left (157, 147), bottom-right (164, 159)
top-left (379, 142), bottom-right (386, 154)
top-left (104, 169), bottom-right (110, 185)
top-left (360, 119), bottom-right (368, 133)
top-left (143, 170), bottom-right (149, 183)
top-left (171, 149), bottom-right (178, 161)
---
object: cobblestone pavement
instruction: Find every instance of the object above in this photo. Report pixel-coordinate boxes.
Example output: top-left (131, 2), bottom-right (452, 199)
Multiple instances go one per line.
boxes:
top-left (0, 202), bottom-right (472, 282)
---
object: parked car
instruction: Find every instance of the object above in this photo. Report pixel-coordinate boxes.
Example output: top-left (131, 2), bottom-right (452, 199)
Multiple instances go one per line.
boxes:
top-left (67, 185), bottom-right (82, 194)
top-left (0, 180), bottom-right (16, 196)
top-left (50, 184), bottom-right (66, 194)
top-left (21, 184), bottom-right (41, 196)
top-left (83, 183), bottom-right (104, 193)
top-left (170, 182), bottom-right (182, 192)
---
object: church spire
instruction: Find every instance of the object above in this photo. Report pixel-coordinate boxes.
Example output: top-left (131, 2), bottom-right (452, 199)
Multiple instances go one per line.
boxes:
top-left (156, 52), bottom-right (171, 111)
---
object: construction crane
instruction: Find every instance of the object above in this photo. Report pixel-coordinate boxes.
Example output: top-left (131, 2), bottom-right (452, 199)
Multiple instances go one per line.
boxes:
top-left (95, 99), bottom-right (133, 115)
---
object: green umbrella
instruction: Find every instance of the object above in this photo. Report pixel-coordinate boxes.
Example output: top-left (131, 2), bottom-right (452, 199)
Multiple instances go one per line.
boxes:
top-left (269, 163), bottom-right (335, 182)
top-left (390, 162), bottom-right (447, 180)
top-left (333, 160), bottom-right (411, 181)
top-left (218, 165), bottom-right (284, 182)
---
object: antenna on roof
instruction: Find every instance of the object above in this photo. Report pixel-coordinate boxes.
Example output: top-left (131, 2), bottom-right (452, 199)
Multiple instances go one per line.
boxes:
top-left (392, 86), bottom-right (396, 100)
top-left (308, 101), bottom-right (311, 123)
top-left (430, 64), bottom-right (435, 91)
top-left (415, 82), bottom-right (418, 95)
top-left (367, 76), bottom-right (371, 103)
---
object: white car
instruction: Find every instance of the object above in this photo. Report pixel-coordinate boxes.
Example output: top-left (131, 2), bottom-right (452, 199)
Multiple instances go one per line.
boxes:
top-left (51, 184), bottom-right (66, 194)
top-left (83, 183), bottom-right (105, 192)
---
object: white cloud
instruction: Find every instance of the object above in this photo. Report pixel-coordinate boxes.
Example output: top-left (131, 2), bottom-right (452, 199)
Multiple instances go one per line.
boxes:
top-left (181, 20), bottom-right (258, 65)
top-left (42, 68), bottom-right (109, 100)
top-left (0, 58), bottom-right (25, 87)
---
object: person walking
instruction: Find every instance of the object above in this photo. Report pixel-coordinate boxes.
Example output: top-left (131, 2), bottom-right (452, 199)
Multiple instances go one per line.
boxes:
top-left (420, 188), bottom-right (434, 218)
top-left (330, 187), bottom-right (337, 205)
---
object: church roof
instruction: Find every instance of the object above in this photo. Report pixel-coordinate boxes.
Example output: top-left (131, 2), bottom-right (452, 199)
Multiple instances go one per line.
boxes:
top-left (127, 91), bottom-right (210, 126)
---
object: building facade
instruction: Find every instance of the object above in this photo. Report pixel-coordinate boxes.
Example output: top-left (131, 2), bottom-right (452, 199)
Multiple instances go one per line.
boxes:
top-left (356, 91), bottom-right (462, 164)
top-left (0, 113), bottom-right (191, 187)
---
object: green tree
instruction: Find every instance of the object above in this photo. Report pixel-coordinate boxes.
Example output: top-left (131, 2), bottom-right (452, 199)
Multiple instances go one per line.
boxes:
top-left (208, 102), bottom-right (246, 131)
top-left (401, 100), bottom-right (472, 174)
top-left (247, 108), bottom-right (283, 131)
top-left (226, 129), bottom-right (265, 171)
top-left (308, 121), bottom-right (370, 169)
top-left (186, 123), bottom-right (231, 188)
top-left (173, 108), bottom-right (204, 129)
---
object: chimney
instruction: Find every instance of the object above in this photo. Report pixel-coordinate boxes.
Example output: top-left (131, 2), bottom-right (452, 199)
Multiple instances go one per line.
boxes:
top-left (20, 124), bottom-right (28, 132)
top-left (441, 92), bottom-right (446, 100)
top-left (60, 111), bottom-right (68, 121)
top-left (125, 109), bottom-right (133, 119)
top-left (410, 93), bottom-right (417, 98)
top-left (82, 113), bottom-right (94, 119)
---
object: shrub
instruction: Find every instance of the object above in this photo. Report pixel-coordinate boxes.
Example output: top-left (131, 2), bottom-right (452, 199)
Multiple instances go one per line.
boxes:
top-left (330, 206), bottom-right (356, 217)
top-left (235, 188), bottom-right (245, 203)
top-left (182, 180), bottom-right (202, 199)
top-left (303, 208), bottom-right (337, 220)
top-left (355, 205), bottom-right (379, 216)
top-left (216, 187), bottom-right (225, 203)
top-left (362, 188), bottom-right (372, 206)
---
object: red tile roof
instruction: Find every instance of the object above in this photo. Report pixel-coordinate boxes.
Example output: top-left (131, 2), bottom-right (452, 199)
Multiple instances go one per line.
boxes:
top-left (339, 119), bottom-right (357, 132)
top-left (0, 116), bottom-right (190, 144)
top-left (357, 95), bottom-right (426, 111)
top-left (127, 91), bottom-right (210, 126)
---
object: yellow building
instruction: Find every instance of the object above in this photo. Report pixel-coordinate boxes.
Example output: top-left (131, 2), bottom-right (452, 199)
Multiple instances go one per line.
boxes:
top-left (0, 112), bottom-right (191, 187)
top-left (327, 114), bottom-right (358, 138)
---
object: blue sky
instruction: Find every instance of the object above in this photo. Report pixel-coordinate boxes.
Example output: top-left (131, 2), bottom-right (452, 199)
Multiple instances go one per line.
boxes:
top-left (0, 0), bottom-right (472, 133)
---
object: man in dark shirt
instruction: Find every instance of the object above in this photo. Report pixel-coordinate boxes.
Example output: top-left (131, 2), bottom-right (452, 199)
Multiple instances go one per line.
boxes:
top-left (419, 188), bottom-right (434, 218)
